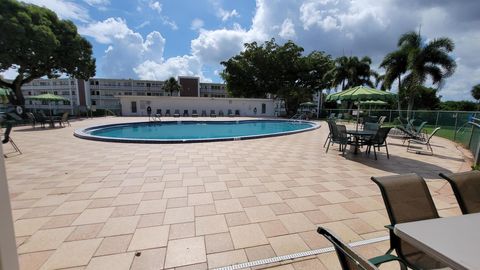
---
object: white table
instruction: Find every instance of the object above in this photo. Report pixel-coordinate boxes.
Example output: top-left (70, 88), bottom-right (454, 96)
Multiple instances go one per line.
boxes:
top-left (394, 213), bottom-right (480, 270)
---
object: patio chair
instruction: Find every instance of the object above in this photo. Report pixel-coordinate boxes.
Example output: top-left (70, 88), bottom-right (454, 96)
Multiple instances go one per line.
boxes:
top-left (218, 110), bottom-right (224, 117)
top-left (323, 119), bottom-right (336, 148)
top-left (326, 123), bottom-right (352, 156)
top-left (371, 173), bottom-right (445, 270)
top-left (33, 112), bottom-right (48, 128)
top-left (328, 112), bottom-right (336, 119)
top-left (235, 110), bottom-right (240, 116)
top-left (201, 110), bottom-right (207, 117)
top-left (173, 110), bottom-right (180, 117)
top-left (439, 171), bottom-right (480, 214)
top-left (364, 127), bottom-right (392, 160)
top-left (318, 227), bottom-right (401, 269)
top-left (183, 110), bottom-right (189, 117)
top-left (25, 112), bottom-right (38, 128)
top-left (228, 109), bottom-right (234, 117)
top-left (407, 127), bottom-right (440, 155)
top-left (364, 122), bottom-right (379, 132)
top-left (56, 112), bottom-right (70, 127)
top-left (2, 122), bottom-right (21, 157)
top-left (165, 109), bottom-right (171, 117)
top-left (210, 110), bottom-right (216, 117)
top-left (192, 110), bottom-right (198, 117)
top-left (378, 116), bottom-right (387, 125)
top-left (156, 109), bottom-right (162, 117)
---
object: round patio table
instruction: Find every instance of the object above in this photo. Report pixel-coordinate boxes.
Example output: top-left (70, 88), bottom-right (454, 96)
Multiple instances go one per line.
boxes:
top-left (347, 130), bottom-right (376, 154)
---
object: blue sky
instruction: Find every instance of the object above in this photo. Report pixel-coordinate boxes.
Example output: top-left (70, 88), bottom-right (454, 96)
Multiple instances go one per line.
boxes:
top-left (8, 0), bottom-right (480, 100)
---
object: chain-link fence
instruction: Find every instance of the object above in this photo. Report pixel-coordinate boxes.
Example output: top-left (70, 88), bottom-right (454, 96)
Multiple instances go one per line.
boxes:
top-left (320, 109), bottom-right (480, 164)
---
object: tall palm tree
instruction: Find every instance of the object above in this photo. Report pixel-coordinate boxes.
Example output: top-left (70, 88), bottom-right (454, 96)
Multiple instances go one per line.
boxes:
top-left (396, 31), bottom-right (456, 113)
top-left (163, 77), bottom-right (181, 96)
top-left (472, 84), bottom-right (480, 110)
top-left (326, 56), bottom-right (375, 91)
top-left (380, 49), bottom-right (409, 114)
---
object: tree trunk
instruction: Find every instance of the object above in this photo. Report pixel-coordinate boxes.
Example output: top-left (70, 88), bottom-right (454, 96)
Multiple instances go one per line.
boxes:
top-left (13, 83), bottom-right (25, 106)
top-left (397, 76), bottom-right (402, 118)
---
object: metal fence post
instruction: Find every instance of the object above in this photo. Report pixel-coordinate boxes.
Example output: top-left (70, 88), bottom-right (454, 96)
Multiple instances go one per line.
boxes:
top-left (453, 113), bottom-right (458, 141)
top-left (435, 111), bottom-right (440, 128)
top-left (389, 110), bottom-right (392, 123)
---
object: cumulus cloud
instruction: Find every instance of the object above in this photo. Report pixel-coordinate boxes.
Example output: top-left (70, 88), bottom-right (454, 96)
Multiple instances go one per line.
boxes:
top-left (134, 56), bottom-right (208, 81)
top-left (210, 0), bottom-right (240, 22)
top-left (279, 18), bottom-right (296, 39)
top-left (21, 0), bottom-right (90, 22)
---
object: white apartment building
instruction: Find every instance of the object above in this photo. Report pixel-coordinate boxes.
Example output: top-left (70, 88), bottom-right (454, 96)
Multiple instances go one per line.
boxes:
top-left (21, 77), bottom-right (229, 115)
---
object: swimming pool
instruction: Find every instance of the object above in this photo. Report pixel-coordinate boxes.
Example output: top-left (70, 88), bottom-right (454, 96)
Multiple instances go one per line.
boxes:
top-left (74, 120), bottom-right (319, 143)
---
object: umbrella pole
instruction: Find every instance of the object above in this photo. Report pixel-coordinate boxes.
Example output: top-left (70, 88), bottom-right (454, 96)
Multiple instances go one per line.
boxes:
top-left (356, 103), bottom-right (360, 131)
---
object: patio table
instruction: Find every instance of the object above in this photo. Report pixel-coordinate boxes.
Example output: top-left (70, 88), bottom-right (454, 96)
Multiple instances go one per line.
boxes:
top-left (394, 213), bottom-right (480, 270)
top-left (346, 130), bottom-right (376, 154)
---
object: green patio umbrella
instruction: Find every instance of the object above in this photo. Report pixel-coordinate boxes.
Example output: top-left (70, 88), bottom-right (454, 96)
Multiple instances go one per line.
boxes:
top-left (26, 93), bottom-right (70, 116)
top-left (358, 100), bottom-right (388, 106)
top-left (326, 86), bottom-right (396, 130)
top-left (300, 101), bottom-right (316, 107)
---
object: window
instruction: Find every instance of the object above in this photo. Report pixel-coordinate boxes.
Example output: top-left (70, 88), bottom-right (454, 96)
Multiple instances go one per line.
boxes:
top-left (91, 91), bottom-right (95, 95)
top-left (131, 101), bottom-right (137, 113)
top-left (261, 103), bottom-right (266, 114)
top-left (92, 100), bottom-right (96, 105)
top-left (28, 91), bottom-right (32, 96)
top-left (96, 91), bottom-right (100, 95)
top-left (54, 91), bottom-right (58, 95)
top-left (72, 91), bottom-right (76, 95)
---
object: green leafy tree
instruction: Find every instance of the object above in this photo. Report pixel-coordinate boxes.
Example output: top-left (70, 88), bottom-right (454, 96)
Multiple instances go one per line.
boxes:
top-left (221, 39), bottom-right (334, 115)
top-left (0, 0), bottom-right (96, 106)
top-left (379, 49), bottom-right (409, 113)
top-left (162, 77), bottom-right (181, 96)
top-left (399, 86), bottom-right (441, 110)
top-left (390, 31), bottom-right (456, 115)
top-left (440, 101), bottom-right (477, 111)
top-left (471, 84), bottom-right (480, 109)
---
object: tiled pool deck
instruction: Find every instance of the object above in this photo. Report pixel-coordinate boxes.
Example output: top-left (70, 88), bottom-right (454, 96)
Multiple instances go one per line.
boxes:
top-left (4, 117), bottom-right (470, 270)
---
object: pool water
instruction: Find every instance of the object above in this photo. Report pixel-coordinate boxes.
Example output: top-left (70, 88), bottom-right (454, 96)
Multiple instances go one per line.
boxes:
top-left (76, 120), bottom-right (318, 143)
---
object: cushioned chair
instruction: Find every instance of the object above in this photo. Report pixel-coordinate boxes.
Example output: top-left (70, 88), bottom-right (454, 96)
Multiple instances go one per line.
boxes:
top-left (191, 110), bottom-right (198, 117)
top-left (371, 173), bottom-right (446, 270)
top-left (201, 110), bottom-right (207, 117)
top-left (439, 171), bottom-right (480, 214)
top-left (173, 110), bottom-right (180, 117)
top-left (183, 110), bottom-right (189, 117)
top-left (228, 109), bottom-right (234, 117)
top-left (210, 110), bottom-right (216, 117)
top-left (165, 109), bottom-right (171, 117)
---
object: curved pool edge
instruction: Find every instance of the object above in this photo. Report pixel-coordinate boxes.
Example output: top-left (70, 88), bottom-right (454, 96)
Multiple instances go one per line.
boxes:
top-left (73, 119), bottom-right (321, 144)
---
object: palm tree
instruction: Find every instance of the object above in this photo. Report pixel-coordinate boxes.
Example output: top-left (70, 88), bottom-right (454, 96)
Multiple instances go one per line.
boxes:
top-left (472, 84), bottom-right (480, 110)
top-left (396, 31), bottom-right (456, 114)
top-left (326, 56), bottom-right (375, 91)
top-left (380, 49), bottom-right (409, 114)
top-left (163, 77), bottom-right (181, 96)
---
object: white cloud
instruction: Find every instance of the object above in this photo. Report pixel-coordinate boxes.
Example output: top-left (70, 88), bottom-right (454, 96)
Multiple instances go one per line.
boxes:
top-left (0, 66), bottom-right (19, 80)
top-left (134, 56), bottom-right (208, 81)
top-left (136, 21), bottom-right (151, 29)
top-left (78, 17), bottom-right (131, 44)
top-left (21, 0), bottom-right (90, 22)
top-left (148, 1), bottom-right (162, 13)
top-left (191, 19), bottom-right (204, 31)
top-left (279, 18), bottom-right (296, 39)
top-left (161, 16), bottom-right (178, 30)
top-left (83, 0), bottom-right (110, 8)
top-left (210, 0), bottom-right (240, 22)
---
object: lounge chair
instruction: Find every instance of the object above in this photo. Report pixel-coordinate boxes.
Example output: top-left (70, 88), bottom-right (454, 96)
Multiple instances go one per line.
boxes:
top-left (210, 110), bottom-right (216, 117)
top-left (2, 122), bottom-right (21, 157)
top-left (318, 227), bottom-right (400, 269)
top-left (165, 109), bottom-right (171, 117)
top-left (227, 109), bottom-right (234, 117)
top-left (183, 110), bottom-right (189, 117)
top-left (235, 110), bottom-right (240, 116)
top-left (407, 127), bottom-right (440, 155)
top-left (192, 110), bottom-right (199, 117)
top-left (364, 127), bottom-right (392, 160)
top-left (439, 171), bottom-right (480, 214)
top-left (201, 110), bottom-right (207, 117)
top-left (173, 110), bottom-right (180, 117)
top-left (371, 173), bottom-right (446, 270)
top-left (218, 110), bottom-right (224, 117)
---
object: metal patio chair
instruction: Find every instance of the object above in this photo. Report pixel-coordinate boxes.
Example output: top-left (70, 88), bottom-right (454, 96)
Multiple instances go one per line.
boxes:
top-left (371, 173), bottom-right (446, 270)
top-left (407, 127), bottom-right (441, 155)
top-left (439, 171), bottom-right (480, 214)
